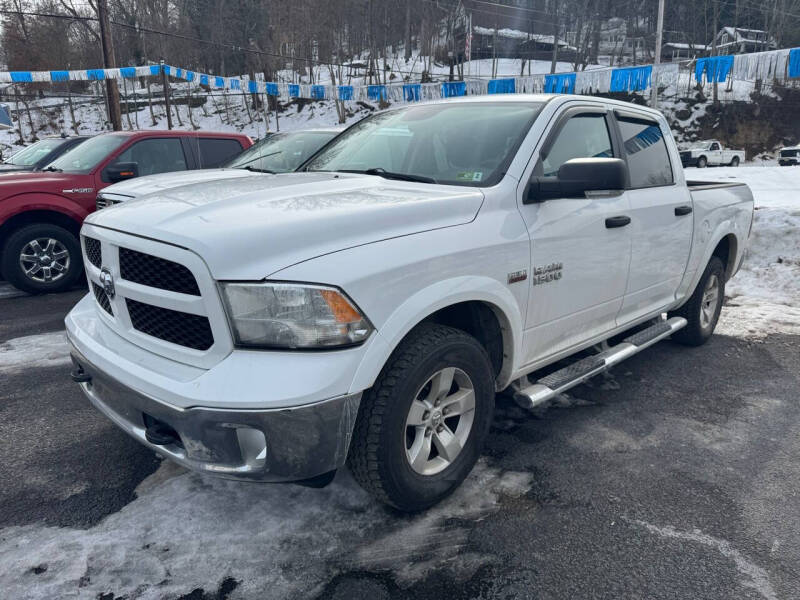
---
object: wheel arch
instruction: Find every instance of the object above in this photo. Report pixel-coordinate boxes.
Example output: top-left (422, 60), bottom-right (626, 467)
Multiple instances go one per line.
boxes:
top-left (712, 233), bottom-right (738, 281)
top-left (349, 277), bottom-right (523, 394)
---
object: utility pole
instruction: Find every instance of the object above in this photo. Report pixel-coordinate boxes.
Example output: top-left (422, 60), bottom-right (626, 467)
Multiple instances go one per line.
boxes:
top-left (97, 0), bottom-right (122, 131)
top-left (550, 9), bottom-right (560, 75)
top-left (651, 0), bottom-right (665, 108)
top-left (160, 59), bottom-right (173, 130)
top-left (712, 0), bottom-right (719, 105)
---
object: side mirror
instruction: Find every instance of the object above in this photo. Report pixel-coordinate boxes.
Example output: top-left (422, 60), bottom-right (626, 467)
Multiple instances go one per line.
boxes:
top-left (103, 162), bottom-right (139, 183)
top-left (525, 158), bottom-right (627, 203)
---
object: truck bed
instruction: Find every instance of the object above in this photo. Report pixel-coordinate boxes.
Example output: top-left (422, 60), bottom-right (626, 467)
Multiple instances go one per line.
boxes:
top-left (686, 180), bottom-right (749, 191)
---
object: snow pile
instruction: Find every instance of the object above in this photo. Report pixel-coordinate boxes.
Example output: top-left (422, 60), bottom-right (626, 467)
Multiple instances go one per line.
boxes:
top-left (0, 331), bottom-right (70, 374)
top-left (687, 166), bottom-right (800, 336)
top-left (0, 460), bottom-right (531, 599)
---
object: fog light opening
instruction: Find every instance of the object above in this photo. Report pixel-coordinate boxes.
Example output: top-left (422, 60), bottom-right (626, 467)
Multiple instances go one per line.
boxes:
top-left (236, 427), bottom-right (267, 468)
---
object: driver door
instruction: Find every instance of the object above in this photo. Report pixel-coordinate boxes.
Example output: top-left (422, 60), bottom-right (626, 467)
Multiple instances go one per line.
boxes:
top-left (518, 107), bottom-right (632, 365)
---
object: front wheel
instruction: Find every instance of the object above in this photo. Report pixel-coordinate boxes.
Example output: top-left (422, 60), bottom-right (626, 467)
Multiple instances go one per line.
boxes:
top-left (731, 156), bottom-right (740, 167)
top-left (669, 256), bottom-right (725, 346)
top-left (1, 223), bottom-right (83, 294)
top-left (697, 156), bottom-right (708, 168)
top-left (347, 323), bottom-right (495, 511)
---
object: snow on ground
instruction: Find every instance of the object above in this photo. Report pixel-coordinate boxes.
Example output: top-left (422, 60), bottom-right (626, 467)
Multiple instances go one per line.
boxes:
top-left (0, 459), bottom-right (531, 599)
top-left (0, 331), bottom-right (70, 375)
top-left (685, 165), bottom-right (800, 336)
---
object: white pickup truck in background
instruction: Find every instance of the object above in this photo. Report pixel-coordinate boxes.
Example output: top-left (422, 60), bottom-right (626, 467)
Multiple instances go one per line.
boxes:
top-left (67, 95), bottom-right (754, 511)
top-left (680, 140), bottom-right (746, 168)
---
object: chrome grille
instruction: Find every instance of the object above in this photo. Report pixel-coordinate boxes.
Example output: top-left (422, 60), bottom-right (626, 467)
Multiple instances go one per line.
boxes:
top-left (119, 247), bottom-right (201, 296)
top-left (91, 281), bottom-right (113, 315)
top-left (84, 236), bottom-right (102, 268)
top-left (126, 298), bottom-right (214, 350)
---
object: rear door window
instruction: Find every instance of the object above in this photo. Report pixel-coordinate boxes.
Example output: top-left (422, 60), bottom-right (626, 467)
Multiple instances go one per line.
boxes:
top-left (616, 116), bottom-right (674, 188)
top-left (196, 138), bottom-right (244, 168)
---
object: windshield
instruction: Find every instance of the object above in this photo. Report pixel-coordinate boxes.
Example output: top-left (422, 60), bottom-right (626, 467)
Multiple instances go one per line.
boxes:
top-left (304, 102), bottom-right (544, 186)
top-left (227, 131), bottom-right (339, 172)
top-left (46, 134), bottom-right (127, 174)
top-left (4, 138), bottom-right (65, 166)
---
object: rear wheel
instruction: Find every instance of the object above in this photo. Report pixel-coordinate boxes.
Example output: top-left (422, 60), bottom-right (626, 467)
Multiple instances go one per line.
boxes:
top-left (731, 156), bottom-right (740, 167)
top-left (669, 256), bottom-right (725, 346)
top-left (1, 223), bottom-right (83, 294)
top-left (347, 323), bottom-right (495, 511)
top-left (697, 156), bottom-right (708, 168)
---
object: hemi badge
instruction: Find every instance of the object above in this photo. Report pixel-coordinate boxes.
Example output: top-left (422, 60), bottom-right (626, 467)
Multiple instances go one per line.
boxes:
top-left (507, 270), bottom-right (527, 284)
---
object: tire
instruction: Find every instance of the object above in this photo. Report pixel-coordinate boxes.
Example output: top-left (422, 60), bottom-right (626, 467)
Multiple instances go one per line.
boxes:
top-left (347, 323), bottom-right (495, 511)
top-left (1, 223), bottom-right (83, 294)
top-left (731, 156), bottom-right (740, 167)
top-left (697, 156), bottom-right (708, 168)
top-left (669, 256), bottom-right (725, 346)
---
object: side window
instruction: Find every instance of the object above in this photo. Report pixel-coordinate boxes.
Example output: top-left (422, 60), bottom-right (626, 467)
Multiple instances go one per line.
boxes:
top-left (197, 138), bottom-right (244, 168)
top-left (710, 142), bottom-right (720, 151)
top-left (540, 113), bottom-right (613, 177)
top-left (114, 138), bottom-right (188, 176)
top-left (617, 116), bottom-right (674, 188)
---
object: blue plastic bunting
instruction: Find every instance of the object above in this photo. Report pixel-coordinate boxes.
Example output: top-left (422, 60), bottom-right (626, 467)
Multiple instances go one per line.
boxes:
top-left (86, 69), bottom-right (105, 81)
top-left (789, 48), bottom-right (800, 78)
top-left (49, 70), bottom-right (69, 82)
top-left (609, 66), bottom-right (652, 92)
top-left (311, 84), bottom-right (325, 99)
top-left (695, 55), bottom-right (734, 83)
top-left (338, 85), bottom-right (353, 101)
top-left (367, 85), bottom-right (387, 101)
top-left (441, 81), bottom-right (466, 97)
top-left (544, 73), bottom-right (576, 94)
top-left (119, 67), bottom-right (136, 79)
top-left (288, 84), bottom-right (300, 97)
top-left (403, 84), bottom-right (421, 101)
top-left (488, 78), bottom-right (515, 94)
top-left (266, 82), bottom-right (279, 96)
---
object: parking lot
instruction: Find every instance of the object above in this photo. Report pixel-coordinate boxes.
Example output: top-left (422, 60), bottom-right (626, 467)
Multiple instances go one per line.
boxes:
top-left (1, 280), bottom-right (799, 599)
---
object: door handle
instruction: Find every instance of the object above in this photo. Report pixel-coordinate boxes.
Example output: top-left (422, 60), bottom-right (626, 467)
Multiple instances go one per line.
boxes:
top-left (674, 205), bottom-right (693, 216)
top-left (605, 215), bottom-right (631, 228)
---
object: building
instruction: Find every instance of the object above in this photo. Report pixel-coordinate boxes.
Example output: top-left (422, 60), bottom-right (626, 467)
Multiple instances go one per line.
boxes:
top-left (660, 42), bottom-right (709, 62)
top-left (452, 0), bottom-right (572, 62)
top-left (712, 27), bottom-right (777, 54)
top-left (565, 17), bottom-right (649, 65)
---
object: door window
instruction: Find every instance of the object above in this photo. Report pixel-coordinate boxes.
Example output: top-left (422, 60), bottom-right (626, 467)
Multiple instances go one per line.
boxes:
top-left (710, 142), bottom-right (720, 151)
top-left (114, 138), bottom-right (188, 176)
top-left (197, 138), bottom-right (245, 168)
top-left (540, 113), bottom-right (613, 177)
top-left (617, 116), bottom-right (674, 188)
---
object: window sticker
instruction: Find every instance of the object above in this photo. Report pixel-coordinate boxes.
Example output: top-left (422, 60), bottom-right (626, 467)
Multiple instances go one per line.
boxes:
top-left (456, 171), bottom-right (483, 182)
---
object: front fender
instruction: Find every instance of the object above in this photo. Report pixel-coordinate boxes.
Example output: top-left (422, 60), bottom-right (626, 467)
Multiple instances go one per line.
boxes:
top-left (0, 192), bottom-right (90, 226)
top-left (349, 275), bottom-right (523, 393)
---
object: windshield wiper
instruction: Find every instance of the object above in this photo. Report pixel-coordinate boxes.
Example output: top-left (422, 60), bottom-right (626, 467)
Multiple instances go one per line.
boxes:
top-left (42, 166), bottom-right (63, 172)
top-left (340, 168), bottom-right (437, 184)
top-left (242, 165), bottom-right (276, 173)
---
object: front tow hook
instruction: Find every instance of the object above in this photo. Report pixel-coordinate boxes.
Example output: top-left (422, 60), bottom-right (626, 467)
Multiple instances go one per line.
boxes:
top-left (70, 367), bottom-right (92, 383)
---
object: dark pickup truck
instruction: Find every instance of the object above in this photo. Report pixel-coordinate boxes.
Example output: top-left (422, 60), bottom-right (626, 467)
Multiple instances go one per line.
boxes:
top-left (0, 129), bottom-right (252, 293)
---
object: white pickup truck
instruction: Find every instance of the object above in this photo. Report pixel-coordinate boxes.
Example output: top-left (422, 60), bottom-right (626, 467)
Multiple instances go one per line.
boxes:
top-left (680, 140), bottom-right (745, 168)
top-left (66, 95), bottom-right (754, 511)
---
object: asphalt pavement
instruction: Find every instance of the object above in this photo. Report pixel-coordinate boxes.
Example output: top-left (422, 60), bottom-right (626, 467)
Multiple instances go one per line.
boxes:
top-left (1, 283), bottom-right (799, 599)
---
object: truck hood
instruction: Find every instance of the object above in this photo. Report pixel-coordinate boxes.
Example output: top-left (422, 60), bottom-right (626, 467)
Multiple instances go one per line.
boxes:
top-left (87, 172), bottom-right (484, 278)
top-left (101, 168), bottom-right (262, 199)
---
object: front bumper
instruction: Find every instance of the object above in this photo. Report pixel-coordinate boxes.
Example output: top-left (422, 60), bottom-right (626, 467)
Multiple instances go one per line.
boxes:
top-left (69, 340), bottom-right (361, 482)
top-left (779, 158), bottom-right (798, 166)
top-left (680, 155), bottom-right (699, 167)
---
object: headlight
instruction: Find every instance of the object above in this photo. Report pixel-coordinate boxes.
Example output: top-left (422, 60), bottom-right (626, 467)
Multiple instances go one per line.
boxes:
top-left (220, 282), bottom-right (373, 349)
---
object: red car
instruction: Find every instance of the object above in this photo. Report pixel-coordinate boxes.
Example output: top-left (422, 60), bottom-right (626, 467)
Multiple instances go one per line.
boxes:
top-left (0, 130), bottom-right (251, 293)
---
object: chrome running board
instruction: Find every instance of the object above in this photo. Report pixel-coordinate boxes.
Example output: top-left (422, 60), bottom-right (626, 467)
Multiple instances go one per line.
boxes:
top-left (512, 316), bottom-right (687, 410)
